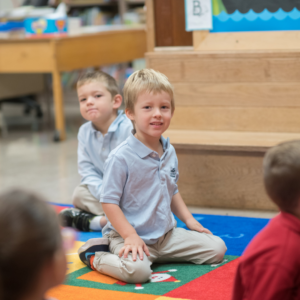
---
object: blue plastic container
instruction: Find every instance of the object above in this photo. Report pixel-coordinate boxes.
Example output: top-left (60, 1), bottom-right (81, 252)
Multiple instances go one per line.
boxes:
top-left (0, 21), bottom-right (24, 32)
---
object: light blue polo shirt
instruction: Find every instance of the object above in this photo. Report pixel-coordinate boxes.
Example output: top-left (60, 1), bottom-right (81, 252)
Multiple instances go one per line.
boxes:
top-left (77, 111), bottom-right (132, 200)
top-left (101, 133), bottom-right (179, 245)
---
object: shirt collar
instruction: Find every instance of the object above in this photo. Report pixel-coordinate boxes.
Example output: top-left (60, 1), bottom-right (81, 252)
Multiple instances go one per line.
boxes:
top-left (127, 130), bottom-right (170, 159)
top-left (279, 211), bottom-right (300, 235)
top-left (90, 110), bottom-right (125, 135)
top-left (108, 110), bottom-right (126, 133)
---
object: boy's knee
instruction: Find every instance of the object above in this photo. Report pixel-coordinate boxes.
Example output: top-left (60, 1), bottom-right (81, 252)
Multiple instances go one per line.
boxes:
top-left (72, 186), bottom-right (83, 207)
top-left (125, 255), bottom-right (152, 284)
top-left (210, 237), bottom-right (227, 264)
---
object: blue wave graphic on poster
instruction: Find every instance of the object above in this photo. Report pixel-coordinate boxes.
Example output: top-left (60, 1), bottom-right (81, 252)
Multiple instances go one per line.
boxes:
top-left (211, 8), bottom-right (300, 32)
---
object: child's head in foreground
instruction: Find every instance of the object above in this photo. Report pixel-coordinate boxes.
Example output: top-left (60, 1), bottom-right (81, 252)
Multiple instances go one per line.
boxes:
top-left (263, 140), bottom-right (300, 216)
top-left (77, 71), bottom-right (122, 130)
top-left (0, 189), bottom-right (66, 300)
top-left (123, 69), bottom-right (175, 138)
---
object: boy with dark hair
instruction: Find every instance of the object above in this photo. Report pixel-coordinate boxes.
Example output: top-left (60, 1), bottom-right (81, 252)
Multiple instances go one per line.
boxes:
top-left (232, 140), bottom-right (300, 300)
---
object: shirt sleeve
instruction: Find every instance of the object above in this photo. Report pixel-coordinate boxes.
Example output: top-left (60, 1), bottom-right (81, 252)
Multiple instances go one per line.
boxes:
top-left (77, 132), bottom-right (103, 201)
top-left (100, 153), bottom-right (128, 205)
top-left (232, 262), bottom-right (296, 300)
top-left (231, 263), bottom-right (246, 300)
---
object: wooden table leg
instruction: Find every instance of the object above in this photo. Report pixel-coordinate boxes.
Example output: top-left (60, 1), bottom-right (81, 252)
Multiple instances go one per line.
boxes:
top-left (52, 68), bottom-right (66, 141)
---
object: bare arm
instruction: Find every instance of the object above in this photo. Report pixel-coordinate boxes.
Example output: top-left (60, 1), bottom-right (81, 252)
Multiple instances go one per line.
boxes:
top-left (102, 203), bottom-right (150, 260)
top-left (171, 192), bottom-right (212, 234)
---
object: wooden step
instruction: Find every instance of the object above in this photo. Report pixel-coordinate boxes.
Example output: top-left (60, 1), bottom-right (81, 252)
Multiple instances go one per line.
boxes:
top-left (147, 49), bottom-right (300, 132)
top-left (164, 130), bottom-right (300, 152)
top-left (164, 130), bottom-right (300, 211)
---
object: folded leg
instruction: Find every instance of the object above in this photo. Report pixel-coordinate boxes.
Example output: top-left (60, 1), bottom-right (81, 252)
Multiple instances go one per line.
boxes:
top-left (92, 231), bottom-right (157, 283)
top-left (155, 227), bottom-right (227, 265)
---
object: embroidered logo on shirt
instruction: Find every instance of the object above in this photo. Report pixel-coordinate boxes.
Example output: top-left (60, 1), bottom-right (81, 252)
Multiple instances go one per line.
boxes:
top-left (170, 167), bottom-right (176, 178)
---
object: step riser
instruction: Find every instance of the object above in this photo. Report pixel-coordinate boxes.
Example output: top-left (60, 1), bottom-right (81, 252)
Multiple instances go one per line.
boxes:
top-left (176, 147), bottom-right (277, 211)
top-left (147, 51), bottom-right (300, 133)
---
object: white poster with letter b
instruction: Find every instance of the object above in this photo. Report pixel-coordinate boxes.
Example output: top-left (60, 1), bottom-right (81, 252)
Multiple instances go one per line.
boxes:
top-left (185, 0), bottom-right (213, 31)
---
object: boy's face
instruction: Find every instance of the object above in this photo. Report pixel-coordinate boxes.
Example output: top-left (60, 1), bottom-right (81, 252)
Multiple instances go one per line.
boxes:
top-left (127, 91), bottom-right (173, 139)
top-left (77, 81), bottom-right (118, 124)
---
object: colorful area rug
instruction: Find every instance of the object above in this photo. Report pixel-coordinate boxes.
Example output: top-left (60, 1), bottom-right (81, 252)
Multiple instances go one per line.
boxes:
top-left (48, 203), bottom-right (271, 300)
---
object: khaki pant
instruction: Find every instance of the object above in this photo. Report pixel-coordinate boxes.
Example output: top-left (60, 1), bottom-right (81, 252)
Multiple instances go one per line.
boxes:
top-left (72, 185), bottom-right (104, 216)
top-left (93, 227), bottom-right (227, 284)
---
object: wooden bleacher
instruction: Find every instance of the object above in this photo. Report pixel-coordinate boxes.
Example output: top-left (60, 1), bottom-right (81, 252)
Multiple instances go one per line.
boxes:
top-left (147, 48), bottom-right (300, 211)
top-left (164, 130), bottom-right (300, 211)
top-left (145, 0), bottom-right (300, 211)
top-left (146, 0), bottom-right (300, 211)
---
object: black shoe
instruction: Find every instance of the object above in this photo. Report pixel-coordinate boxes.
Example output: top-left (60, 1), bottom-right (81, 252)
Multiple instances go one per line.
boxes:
top-left (78, 238), bottom-right (109, 269)
top-left (59, 208), bottom-right (95, 232)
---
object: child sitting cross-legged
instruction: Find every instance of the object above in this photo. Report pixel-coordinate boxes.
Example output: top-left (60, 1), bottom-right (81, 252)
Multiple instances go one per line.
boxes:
top-left (78, 69), bottom-right (227, 283)
top-left (60, 71), bottom-right (132, 232)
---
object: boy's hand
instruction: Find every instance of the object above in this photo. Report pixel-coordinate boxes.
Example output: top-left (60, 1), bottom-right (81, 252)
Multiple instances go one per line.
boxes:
top-left (119, 233), bottom-right (150, 261)
top-left (186, 218), bottom-right (213, 235)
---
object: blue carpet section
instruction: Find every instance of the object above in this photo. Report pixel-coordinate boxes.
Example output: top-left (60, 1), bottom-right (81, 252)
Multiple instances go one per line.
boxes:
top-left (176, 214), bottom-right (270, 256)
top-left (76, 213), bottom-right (271, 257)
top-left (77, 231), bottom-right (104, 242)
top-left (50, 202), bottom-right (73, 207)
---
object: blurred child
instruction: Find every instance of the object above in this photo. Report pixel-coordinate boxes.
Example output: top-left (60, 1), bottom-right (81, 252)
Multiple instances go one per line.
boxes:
top-left (60, 71), bottom-right (132, 232)
top-left (232, 140), bottom-right (300, 300)
top-left (0, 189), bottom-right (67, 300)
top-left (78, 69), bottom-right (227, 283)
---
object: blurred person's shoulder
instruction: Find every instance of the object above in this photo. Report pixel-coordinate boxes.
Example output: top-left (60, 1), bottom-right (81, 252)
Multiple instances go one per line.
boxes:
top-left (241, 212), bottom-right (300, 270)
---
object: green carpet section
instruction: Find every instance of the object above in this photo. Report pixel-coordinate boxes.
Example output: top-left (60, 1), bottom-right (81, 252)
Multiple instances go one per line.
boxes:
top-left (66, 255), bottom-right (238, 295)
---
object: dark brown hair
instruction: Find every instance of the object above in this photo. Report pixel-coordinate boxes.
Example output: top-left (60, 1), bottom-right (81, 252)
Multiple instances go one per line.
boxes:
top-left (263, 140), bottom-right (300, 212)
top-left (0, 189), bottom-right (62, 300)
top-left (77, 70), bottom-right (119, 98)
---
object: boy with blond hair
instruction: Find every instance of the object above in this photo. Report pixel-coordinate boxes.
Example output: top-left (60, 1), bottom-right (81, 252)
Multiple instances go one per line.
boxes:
top-left (60, 71), bottom-right (132, 232)
top-left (78, 69), bottom-right (227, 283)
top-left (232, 140), bottom-right (300, 300)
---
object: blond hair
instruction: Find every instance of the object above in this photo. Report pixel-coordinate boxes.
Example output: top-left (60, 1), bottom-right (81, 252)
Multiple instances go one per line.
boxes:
top-left (123, 69), bottom-right (174, 113)
top-left (77, 71), bottom-right (119, 98)
top-left (263, 140), bottom-right (300, 212)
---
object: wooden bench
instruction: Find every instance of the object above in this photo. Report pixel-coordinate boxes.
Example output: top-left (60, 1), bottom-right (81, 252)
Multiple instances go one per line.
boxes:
top-left (145, 0), bottom-right (300, 211)
top-left (147, 48), bottom-right (300, 211)
top-left (164, 130), bottom-right (300, 211)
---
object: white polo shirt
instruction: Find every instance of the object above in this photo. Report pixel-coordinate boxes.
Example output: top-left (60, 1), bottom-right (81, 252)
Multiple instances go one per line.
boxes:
top-left (101, 133), bottom-right (179, 244)
top-left (77, 111), bottom-right (132, 200)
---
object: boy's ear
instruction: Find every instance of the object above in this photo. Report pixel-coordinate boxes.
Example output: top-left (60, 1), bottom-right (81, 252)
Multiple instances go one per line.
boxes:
top-left (112, 94), bottom-right (122, 109)
top-left (125, 108), bottom-right (134, 121)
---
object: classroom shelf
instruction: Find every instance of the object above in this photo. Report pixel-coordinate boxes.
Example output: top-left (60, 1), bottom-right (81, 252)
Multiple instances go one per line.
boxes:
top-left (67, 1), bottom-right (118, 7)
